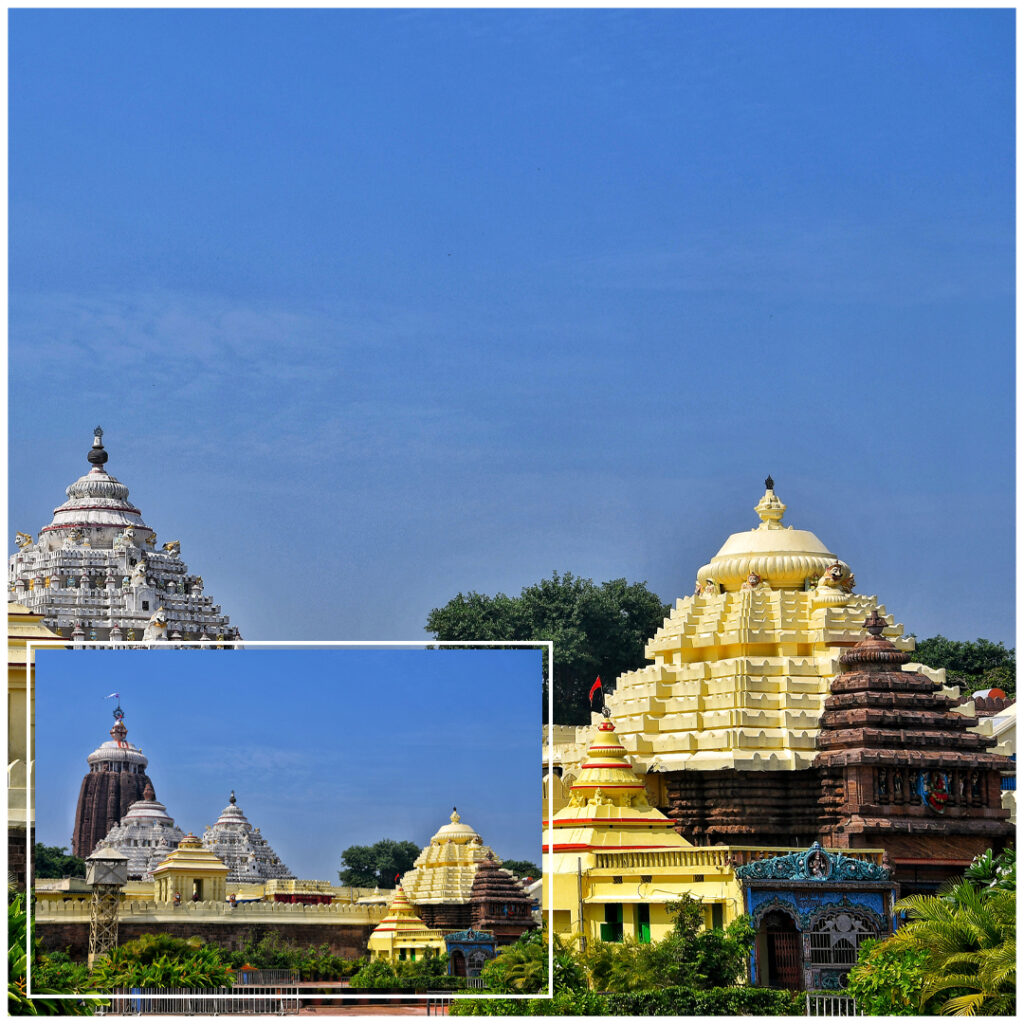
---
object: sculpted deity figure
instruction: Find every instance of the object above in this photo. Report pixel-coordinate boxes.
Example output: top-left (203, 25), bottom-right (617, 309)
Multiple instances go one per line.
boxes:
top-left (113, 527), bottom-right (136, 550)
top-left (816, 561), bottom-right (856, 593)
top-left (130, 560), bottom-right (149, 588)
top-left (63, 527), bottom-right (85, 550)
top-left (162, 540), bottom-right (181, 556)
top-left (740, 571), bottom-right (764, 591)
top-left (144, 534), bottom-right (156, 548)
top-left (15, 531), bottom-right (33, 550)
top-left (699, 578), bottom-right (720, 597)
top-left (143, 606), bottom-right (169, 641)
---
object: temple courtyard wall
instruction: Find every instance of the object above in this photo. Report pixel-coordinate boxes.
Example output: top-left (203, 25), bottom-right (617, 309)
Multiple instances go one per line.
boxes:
top-left (34, 899), bottom-right (382, 961)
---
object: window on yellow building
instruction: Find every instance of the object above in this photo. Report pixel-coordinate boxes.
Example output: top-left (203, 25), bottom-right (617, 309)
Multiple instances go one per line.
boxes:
top-left (636, 903), bottom-right (650, 943)
top-left (711, 903), bottom-right (724, 930)
top-left (600, 903), bottom-right (623, 942)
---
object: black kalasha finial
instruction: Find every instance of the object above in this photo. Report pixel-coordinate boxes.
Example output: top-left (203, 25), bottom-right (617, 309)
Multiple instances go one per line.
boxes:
top-left (88, 426), bottom-right (108, 467)
top-left (229, 790), bottom-right (236, 805)
top-left (765, 474), bottom-right (774, 490)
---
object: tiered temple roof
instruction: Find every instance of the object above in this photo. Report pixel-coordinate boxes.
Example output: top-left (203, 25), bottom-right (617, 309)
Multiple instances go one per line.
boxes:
top-left (815, 611), bottom-right (1013, 851)
top-left (468, 853), bottom-right (537, 943)
top-left (367, 885), bottom-right (446, 961)
top-left (72, 707), bottom-right (153, 859)
top-left (200, 791), bottom-right (294, 884)
top-left (96, 781), bottom-right (185, 879)
top-left (9, 428), bottom-right (236, 643)
top-left (606, 480), bottom-right (918, 772)
top-left (545, 718), bottom-right (692, 857)
top-left (401, 809), bottom-right (499, 907)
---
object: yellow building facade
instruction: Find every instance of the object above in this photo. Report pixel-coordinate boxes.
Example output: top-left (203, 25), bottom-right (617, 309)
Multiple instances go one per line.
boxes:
top-left (151, 834), bottom-right (230, 903)
top-left (366, 884), bottom-right (447, 963)
top-left (7, 603), bottom-right (62, 885)
top-left (543, 717), bottom-right (886, 950)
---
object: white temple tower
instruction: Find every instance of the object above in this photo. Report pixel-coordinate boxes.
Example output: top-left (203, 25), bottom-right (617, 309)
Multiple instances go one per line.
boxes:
top-left (9, 428), bottom-right (237, 643)
top-left (201, 791), bottom-right (295, 883)
top-left (96, 781), bottom-right (186, 880)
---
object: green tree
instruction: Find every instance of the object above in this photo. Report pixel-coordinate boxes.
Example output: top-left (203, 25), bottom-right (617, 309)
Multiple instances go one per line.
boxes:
top-left (911, 636), bottom-right (1016, 699)
top-left (426, 572), bottom-right (669, 724)
top-left (338, 838), bottom-right (420, 888)
top-left (585, 896), bottom-right (754, 992)
top-left (884, 882), bottom-right (1015, 1015)
top-left (847, 940), bottom-right (941, 1015)
top-left (33, 845), bottom-right (86, 881)
top-left (480, 930), bottom-right (548, 994)
top-left (500, 860), bottom-right (541, 880)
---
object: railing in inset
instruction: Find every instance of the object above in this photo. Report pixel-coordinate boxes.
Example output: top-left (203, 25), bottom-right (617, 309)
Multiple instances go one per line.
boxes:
top-left (805, 992), bottom-right (861, 1016)
top-left (98, 985), bottom-right (299, 1015)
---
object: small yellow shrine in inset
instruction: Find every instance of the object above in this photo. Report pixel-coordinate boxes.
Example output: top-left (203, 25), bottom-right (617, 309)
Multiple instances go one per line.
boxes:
top-left (606, 480), bottom-right (922, 773)
top-left (544, 718), bottom-right (741, 945)
top-left (366, 885), bottom-right (447, 963)
top-left (151, 834), bottom-right (229, 903)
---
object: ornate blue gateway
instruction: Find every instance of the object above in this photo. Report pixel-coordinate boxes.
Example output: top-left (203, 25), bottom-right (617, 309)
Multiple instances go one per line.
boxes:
top-left (736, 844), bottom-right (896, 993)
top-left (735, 842), bottom-right (892, 883)
top-left (444, 929), bottom-right (496, 978)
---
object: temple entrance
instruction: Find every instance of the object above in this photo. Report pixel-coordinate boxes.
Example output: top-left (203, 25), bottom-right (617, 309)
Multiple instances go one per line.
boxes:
top-left (451, 950), bottom-right (466, 977)
top-left (761, 911), bottom-right (802, 990)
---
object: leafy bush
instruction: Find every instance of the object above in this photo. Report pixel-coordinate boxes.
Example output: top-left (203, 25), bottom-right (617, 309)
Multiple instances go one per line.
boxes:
top-left (221, 934), bottom-right (355, 980)
top-left (32, 952), bottom-right (90, 996)
top-left (8, 891), bottom-right (96, 1015)
top-left (87, 934), bottom-right (233, 990)
top-left (481, 930), bottom-right (547, 994)
top-left (846, 940), bottom-right (938, 1016)
top-left (603, 985), bottom-right (799, 1015)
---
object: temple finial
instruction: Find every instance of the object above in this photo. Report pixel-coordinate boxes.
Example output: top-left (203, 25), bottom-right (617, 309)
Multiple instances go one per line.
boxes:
top-left (229, 790), bottom-right (236, 805)
top-left (765, 474), bottom-right (774, 490)
top-left (451, 806), bottom-right (460, 823)
top-left (88, 427), bottom-right (109, 467)
top-left (864, 610), bottom-right (886, 636)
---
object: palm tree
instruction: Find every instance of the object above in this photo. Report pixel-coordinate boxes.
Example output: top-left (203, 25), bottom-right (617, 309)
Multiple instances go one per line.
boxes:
top-left (889, 882), bottom-right (1015, 1015)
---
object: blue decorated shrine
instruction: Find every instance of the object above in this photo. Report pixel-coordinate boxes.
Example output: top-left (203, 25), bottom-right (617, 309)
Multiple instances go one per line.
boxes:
top-left (735, 843), bottom-right (896, 991)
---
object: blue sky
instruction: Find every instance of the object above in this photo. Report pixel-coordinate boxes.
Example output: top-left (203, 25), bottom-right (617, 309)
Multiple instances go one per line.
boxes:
top-left (32, 647), bottom-right (542, 878)
top-left (9, 9), bottom-right (1014, 648)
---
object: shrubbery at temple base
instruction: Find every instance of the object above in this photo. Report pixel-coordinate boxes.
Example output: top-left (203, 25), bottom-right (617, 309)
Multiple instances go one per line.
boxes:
top-left (86, 934), bottom-right (233, 990)
top-left (9, 890), bottom-right (96, 1015)
top-left (348, 949), bottom-right (465, 992)
top-left (222, 932), bottom-right (355, 980)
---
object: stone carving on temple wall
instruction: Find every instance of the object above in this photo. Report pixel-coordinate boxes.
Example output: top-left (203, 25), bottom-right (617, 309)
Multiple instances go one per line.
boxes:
top-left (130, 559), bottom-right (149, 588)
top-left (735, 842), bottom-right (891, 883)
top-left (810, 562), bottom-right (856, 607)
top-left (162, 541), bottom-right (180, 556)
top-left (740, 571), bottom-right (767, 591)
top-left (15, 531), bottom-right (33, 550)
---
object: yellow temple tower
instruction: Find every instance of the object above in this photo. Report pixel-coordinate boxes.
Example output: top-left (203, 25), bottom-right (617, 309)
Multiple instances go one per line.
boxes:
top-left (151, 834), bottom-right (230, 904)
top-left (544, 716), bottom-right (757, 947)
top-left (366, 884), bottom-right (447, 964)
top-left (400, 809), bottom-right (501, 930)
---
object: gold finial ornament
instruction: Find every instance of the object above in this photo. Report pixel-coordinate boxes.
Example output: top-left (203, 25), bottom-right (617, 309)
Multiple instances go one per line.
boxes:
top-left (754, 479), bottom-right (787, 528)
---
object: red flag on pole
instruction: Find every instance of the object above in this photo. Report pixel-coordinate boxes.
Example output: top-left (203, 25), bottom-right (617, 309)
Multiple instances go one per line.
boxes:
top-left (588, 677), bottom-right (602, 702)
top-left (394, 873), bottom-right (400, 884)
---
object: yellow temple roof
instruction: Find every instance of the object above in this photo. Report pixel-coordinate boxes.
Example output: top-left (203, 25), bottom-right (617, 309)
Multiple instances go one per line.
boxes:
top-left (400, 809), bottom-right (499, 905)
top-left (606, 481), bottom-right (916, 773)
top-left (151, 834), bottom-right (230, 878)
top-left (367, 885), bottom-right (447, 957)
top-left (8, 602), bottom-right (62, 666)
top-left (546, 720), bottom-right (692, 855)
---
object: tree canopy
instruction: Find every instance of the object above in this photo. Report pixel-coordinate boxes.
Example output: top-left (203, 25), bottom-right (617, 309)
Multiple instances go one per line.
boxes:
top-left (911, 636), bottom-right (1016, 698)
top-left (426, 572), bottom-right (669, 724)
top-left (500, 859), bottom-right (541, 881)
top-left (34, 843), bottom-right (86, 879)
top-left (338, 838), bottom-right (420, 889)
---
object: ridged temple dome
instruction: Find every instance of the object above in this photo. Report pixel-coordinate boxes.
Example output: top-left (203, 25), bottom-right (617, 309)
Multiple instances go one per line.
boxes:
top-left (695, 479), bottom-right (849, 592)
top-left (40, 428), bottom-right (155, 549)
top-left (605, 481), bottom-right (914, 773)
top-left (200, 791), bottom-right (295, 883)
top-left (95, 781), bottom-right (185, 880)
top-left (372, 886), bottom-right (430, 934)
top-left (400, 808), bottom-right (499, 907)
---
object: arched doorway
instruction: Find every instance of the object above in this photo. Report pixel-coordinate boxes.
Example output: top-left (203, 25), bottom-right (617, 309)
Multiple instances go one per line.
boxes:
top-left (451, 949), bottom-right (466, 977)
top-left (759, 909), bottom-right (802, 990)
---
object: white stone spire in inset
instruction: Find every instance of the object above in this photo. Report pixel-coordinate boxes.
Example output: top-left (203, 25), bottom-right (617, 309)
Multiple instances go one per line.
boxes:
top-left (200, 791), bottom-right (294, 883)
